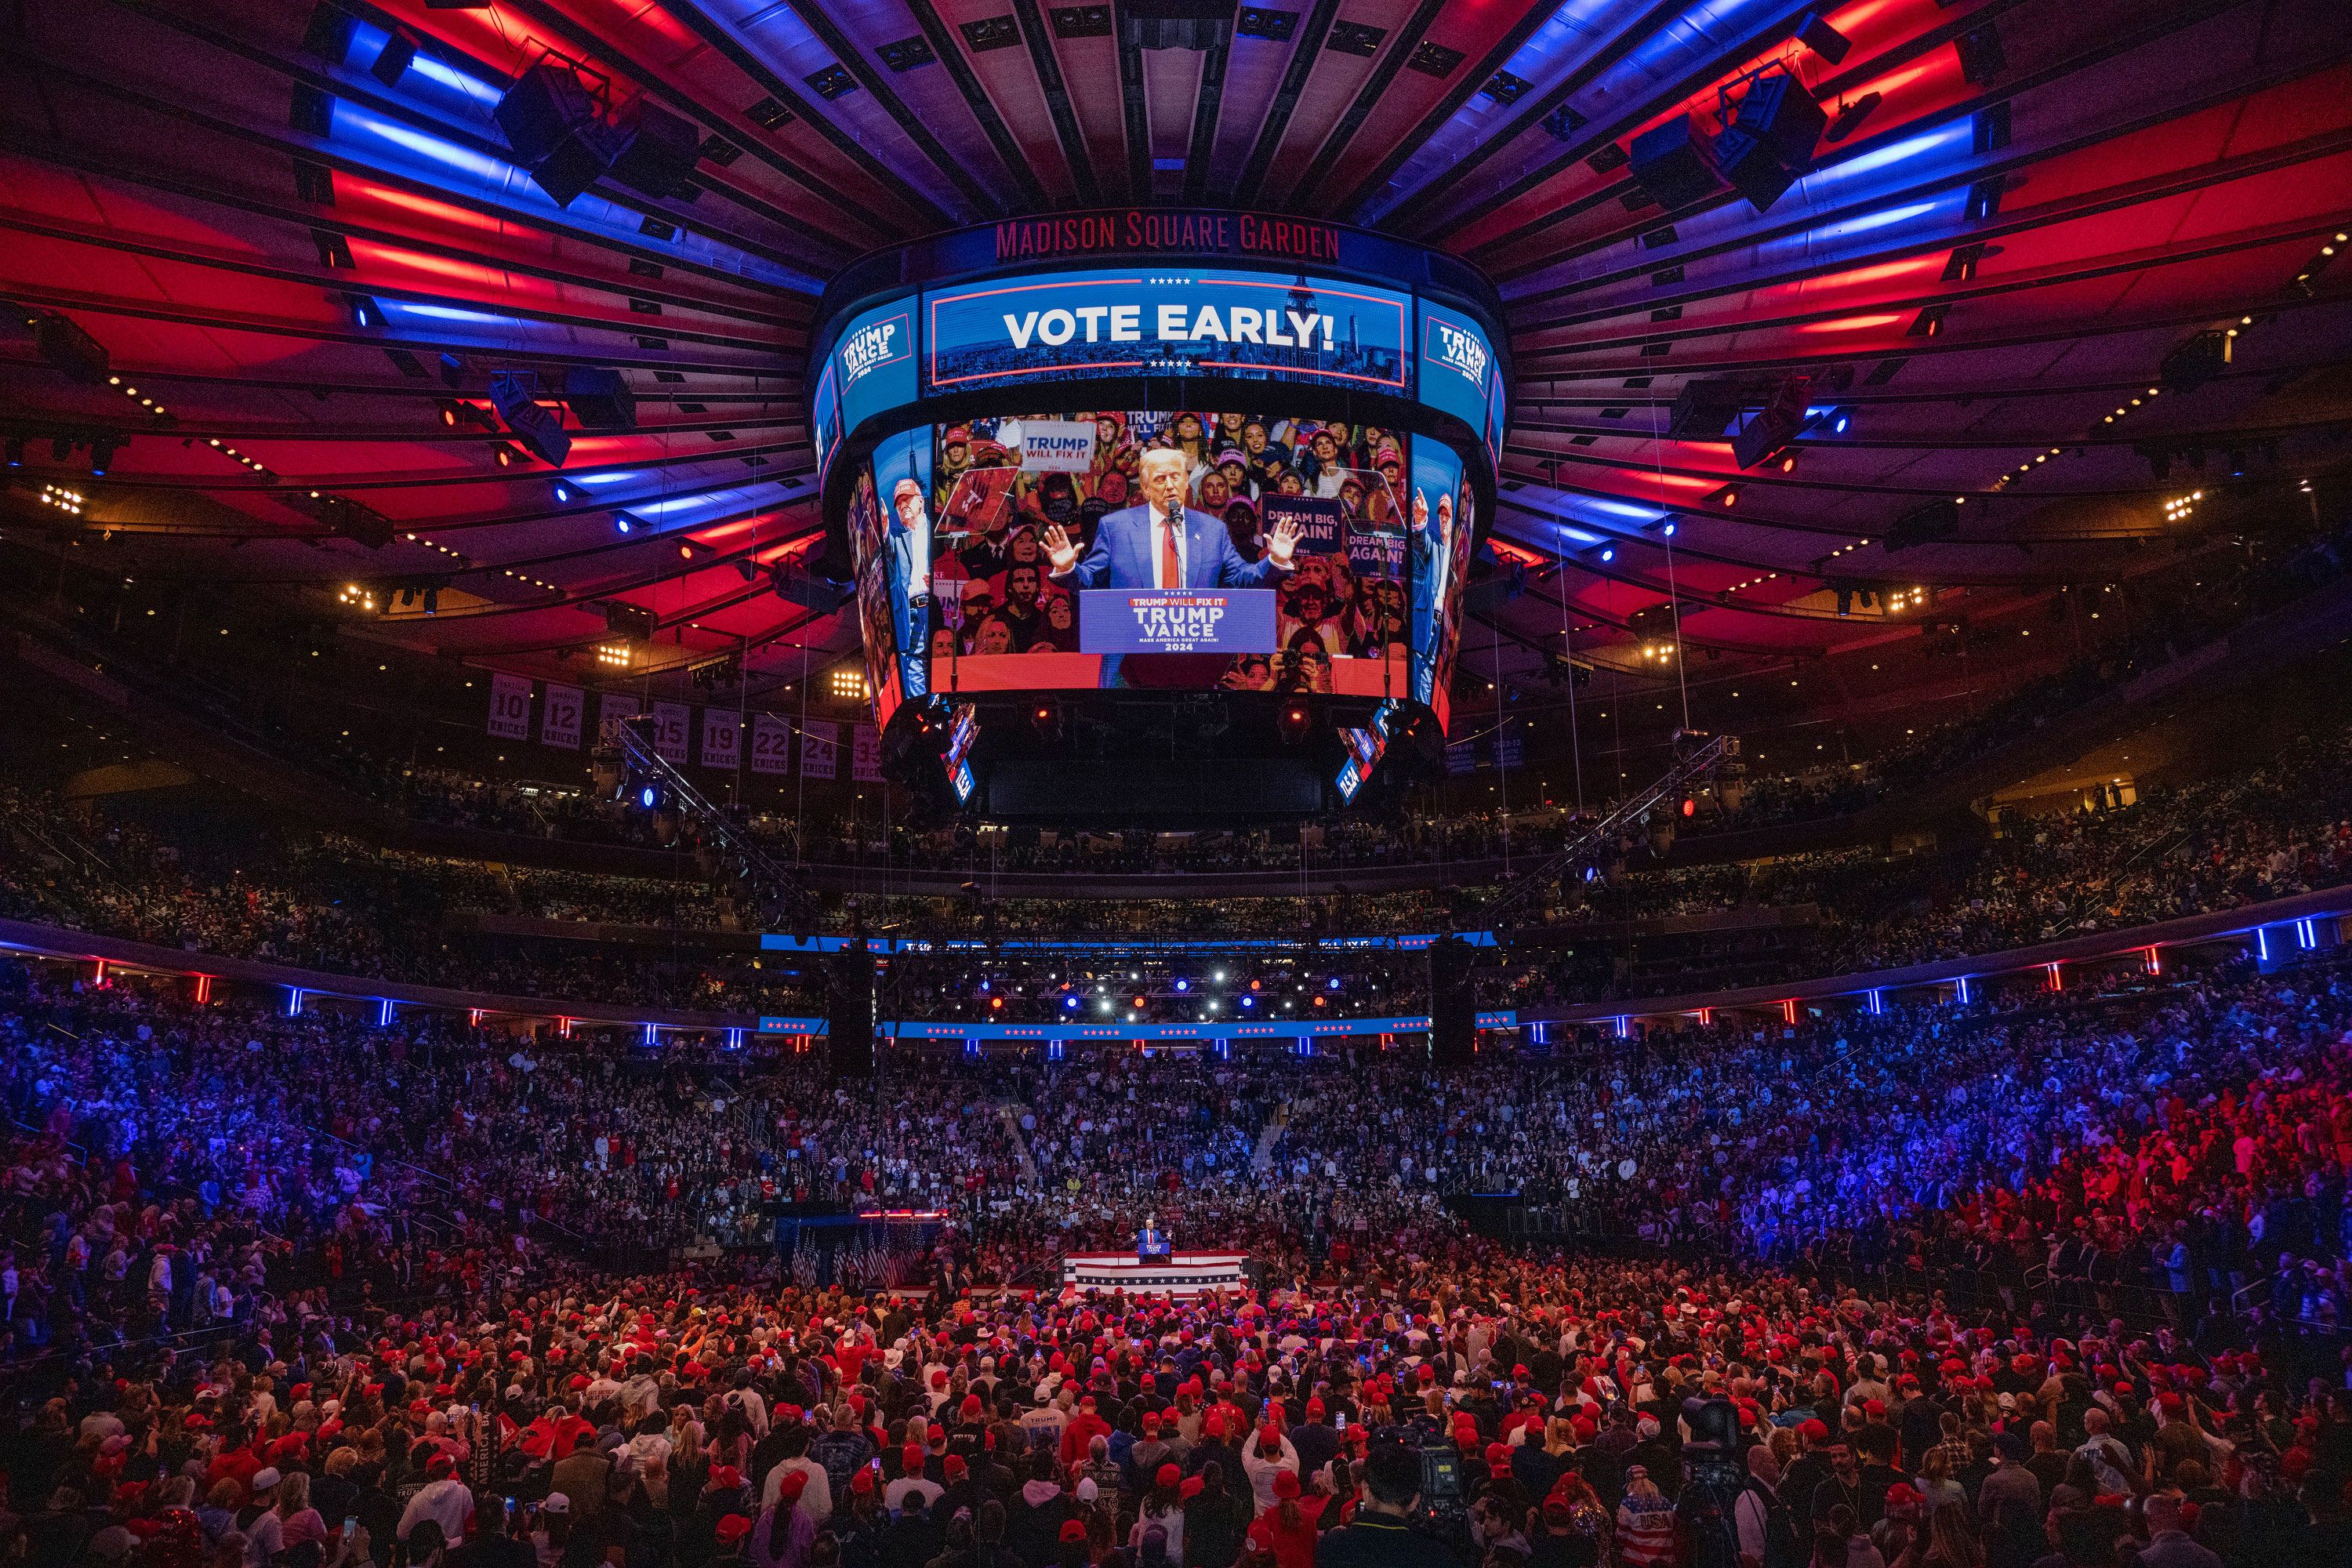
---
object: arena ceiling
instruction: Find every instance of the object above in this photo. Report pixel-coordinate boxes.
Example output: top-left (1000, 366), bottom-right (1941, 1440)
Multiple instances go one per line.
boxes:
top-left (2, 0), bottom-right (2349, 736)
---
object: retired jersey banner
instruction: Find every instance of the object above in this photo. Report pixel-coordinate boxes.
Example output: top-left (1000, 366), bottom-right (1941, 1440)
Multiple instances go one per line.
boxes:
top-left (1080, 590), bottom-right (1277, 655)
top-left (800, 720), bottom-right (839, 780)
top-left (540, 683), bottom-right (584, 750)
top-left (702, 710), bottom-right (742, 770)
top-left (852, 724), bottom-right (884, 782)
top-left (598, 693), bottom-right (641, 746)
top-left (750, 713), bottom-right (793, 775)
top-left (649, 702), bottom-right (691, 764)
top-left (487, 673), bottom-right (532, 740)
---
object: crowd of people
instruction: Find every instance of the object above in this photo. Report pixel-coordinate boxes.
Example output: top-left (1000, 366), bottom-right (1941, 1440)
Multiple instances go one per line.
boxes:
top-left (5, 937), bottom-right (2352, 1565)
top-left (15, 700), bottom-right (2352, 1029)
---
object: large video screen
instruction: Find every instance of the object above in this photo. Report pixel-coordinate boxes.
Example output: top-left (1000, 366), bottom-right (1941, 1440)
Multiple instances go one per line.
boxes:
top-left (817, 251), bottom-right (1502, 734)
top-left (924, 270), bottom-right (1410, 396)
top-left (858, 410), bottom-right (1426, 701)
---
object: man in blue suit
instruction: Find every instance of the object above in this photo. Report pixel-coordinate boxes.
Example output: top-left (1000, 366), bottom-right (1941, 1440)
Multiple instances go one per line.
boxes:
top-left (1042, 447), bottom-right (1302, 592)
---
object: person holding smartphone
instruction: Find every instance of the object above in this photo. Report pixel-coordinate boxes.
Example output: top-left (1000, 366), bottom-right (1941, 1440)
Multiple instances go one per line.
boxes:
top-left (441, 1494), bottom-right (532, 1568)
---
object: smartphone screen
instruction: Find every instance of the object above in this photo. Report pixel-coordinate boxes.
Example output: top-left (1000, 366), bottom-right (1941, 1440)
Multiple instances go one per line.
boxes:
top-left (342, 1517), bottom-right (358, 1540)
top-left (1333, 1413), bottom-right (1346, 1431)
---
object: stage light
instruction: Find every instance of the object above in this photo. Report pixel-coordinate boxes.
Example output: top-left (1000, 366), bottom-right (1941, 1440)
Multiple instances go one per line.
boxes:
top-left (1327, 978), bottom-right (1340, 989)
top-left (1829, 409), bottom-right (1852, 435)
top-left (1174, 978), bottom-right (1189, 992)
top-left (614, 514), bottom-right (636, 535)
top-left (1277, 702), bottom-right (1312, 744)
top-left (638, 784), bottom-right (658, 809)
top-left (1250, 979), bottom-right (1261, 990)
top-left (1682, 797), bottom-right (1696, 818)
top-left (1064, 995), bottom-right (1080, 1010)
top-left (488, 370), bottom-right (571, 466)
top-left (1708, 485), bottom-right (1740, 507)
top-left (1661, 521), bottom-right (1678, 535)
top-left (597, 641), bottom-right (633, 668)
top-left (829, 667), bottom-right (869, 702)
top-left (1240, 996), bottom-right (1254, 1009)
top-left (1599, 546), bottom-right (1615, 562)
top-left (1030, 701), bottom-right (1062, 740)
top-left (3, 436), bottom-right (20, 467)
top-left (552, 481), bottom-right (575, 503)
top-left (343, 293), bottom-right (383, 329)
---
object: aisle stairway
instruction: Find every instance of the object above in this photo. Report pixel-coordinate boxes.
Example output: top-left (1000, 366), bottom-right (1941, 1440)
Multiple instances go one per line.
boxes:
top-left (998, 1102), bottom-right (1039, 1189)
top-left (1253, 1102), bottom-right (1290, 1175)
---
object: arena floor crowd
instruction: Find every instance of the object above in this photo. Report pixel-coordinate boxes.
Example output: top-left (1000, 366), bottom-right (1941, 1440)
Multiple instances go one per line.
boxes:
top-left (3, 941), bottom-right (2350, 1568)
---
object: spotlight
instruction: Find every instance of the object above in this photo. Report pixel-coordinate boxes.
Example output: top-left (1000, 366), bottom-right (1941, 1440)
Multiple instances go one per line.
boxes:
top-left (88, 437), bottom-right (118, 477)
top-left (1599, 546), bottom-right (1615, 562)
top-left (343, 292), bottom-right (384, 329)
top-left (1829, 408), bottom-right (1852, 435)
top-left (552, 481), bottom-right (575, 504)
top-left (1029, 700), bottom-right (1062, 740)
top-left (1276, 702), bottom-right (1312, 744)
top-left (1708, 485), bottom-right (1740, 507)
top-left (1907, 305), bottom-right (1949, 338)
top-left (1175, 978), bottom-right (1189, 992)
top-left (4, 436), bottom-right (21, 468)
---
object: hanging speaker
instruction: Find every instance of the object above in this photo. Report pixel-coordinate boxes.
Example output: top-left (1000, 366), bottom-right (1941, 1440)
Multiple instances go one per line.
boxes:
top-left (495, 61), bottom-right (625, 206)
top-left (608, 102), bottom-right (700, 199)
top-left (1428, 937), bottom-right (1478, 1066)
top-left (1729, 67), bottom-right (1826, 172)
top-left (1713, 129), bottom-right (1799, 212)
top-left (1627, 114), bottom-right (1725, 210)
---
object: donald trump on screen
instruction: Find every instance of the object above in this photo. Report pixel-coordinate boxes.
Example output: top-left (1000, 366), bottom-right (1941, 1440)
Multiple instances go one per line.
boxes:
top-left (1042, 446), bottom-right (1302, 591)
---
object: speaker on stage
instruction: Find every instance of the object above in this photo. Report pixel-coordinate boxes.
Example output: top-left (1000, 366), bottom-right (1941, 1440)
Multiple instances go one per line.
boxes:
top-left (1429, 935), bottom-right (1476, 1065)
top-left (827, 946), bottom-right (875, 1082)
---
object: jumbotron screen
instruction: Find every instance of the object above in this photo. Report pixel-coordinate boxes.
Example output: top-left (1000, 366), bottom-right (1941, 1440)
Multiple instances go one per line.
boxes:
top-left (851, 410), bottom-right (1474, 724)
top-left (813, 224), bottom-right (1505, 750)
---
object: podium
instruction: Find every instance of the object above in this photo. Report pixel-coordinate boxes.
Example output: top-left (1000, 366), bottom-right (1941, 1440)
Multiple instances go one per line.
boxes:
top-left (1060, 1251), bottom-right (1247, 1298)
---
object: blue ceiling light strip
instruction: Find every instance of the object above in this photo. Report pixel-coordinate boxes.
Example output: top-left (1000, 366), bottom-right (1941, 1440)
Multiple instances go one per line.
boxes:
top-left (1359, 0), bottom-right (1650, 225)
top-left (1370, 0), bottom-right (1786, 229)
top-left (1502, 113), bottom-right (1977, 306)
top-left (346, 20), bottom-right (506, 120)
top-left (322, 45), bottom-right (820, 294)
top-left (706, 0), bottom-right (967, 216)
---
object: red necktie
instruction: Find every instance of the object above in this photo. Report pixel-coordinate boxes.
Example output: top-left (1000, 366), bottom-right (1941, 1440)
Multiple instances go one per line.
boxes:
top-left (1160, 514), bottom-right (1181, 589)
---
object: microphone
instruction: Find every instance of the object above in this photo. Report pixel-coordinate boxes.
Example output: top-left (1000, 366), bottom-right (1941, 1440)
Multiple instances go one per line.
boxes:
top-left (1167, 498), bottom-right (1185, 587)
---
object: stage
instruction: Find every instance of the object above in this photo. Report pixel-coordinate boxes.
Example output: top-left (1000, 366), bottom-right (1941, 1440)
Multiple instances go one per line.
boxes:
top-left (1060, 1250), bottom-right (1249, 1298)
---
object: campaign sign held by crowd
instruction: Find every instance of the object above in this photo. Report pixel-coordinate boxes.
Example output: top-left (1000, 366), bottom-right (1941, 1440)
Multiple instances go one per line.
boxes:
top-left (1259, 495), bottom-right (1345, 555)
top-left (1080, 590), bottom-right (1276, 655)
